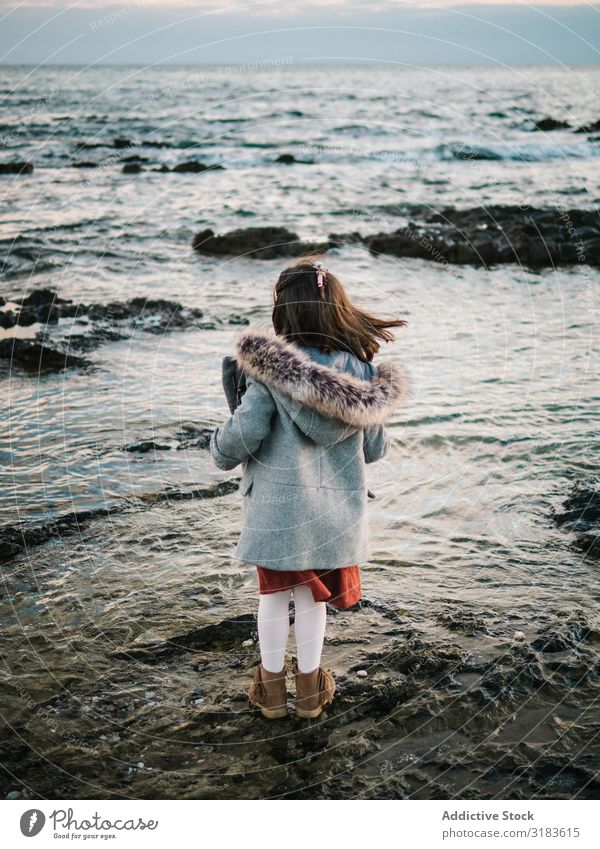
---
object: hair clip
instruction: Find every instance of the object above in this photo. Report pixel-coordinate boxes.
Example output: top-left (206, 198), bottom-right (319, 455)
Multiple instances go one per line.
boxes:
top-left (313, 261), bottom-right (327, 288)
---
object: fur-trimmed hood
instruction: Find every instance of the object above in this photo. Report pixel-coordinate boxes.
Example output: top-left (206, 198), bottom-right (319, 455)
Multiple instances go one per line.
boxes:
top-left (235, 326), bottom-right (410, 428)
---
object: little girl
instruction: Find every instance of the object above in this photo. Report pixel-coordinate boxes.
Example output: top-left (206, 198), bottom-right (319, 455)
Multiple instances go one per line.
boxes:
top-left (210, 257), bottom-right (409, 719)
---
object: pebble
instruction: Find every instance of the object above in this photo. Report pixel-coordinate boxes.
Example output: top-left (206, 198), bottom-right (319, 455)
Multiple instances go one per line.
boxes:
top-left (137, 762), bottom-right (144, 769)
top-left (6, 791), bottom-right (21, 799)
top-left (242, 639), bottom-right (253, 647)
top-left (356, 670), bottom-right (368, 678)
top-left (513, 631), bottom-right (526, 642)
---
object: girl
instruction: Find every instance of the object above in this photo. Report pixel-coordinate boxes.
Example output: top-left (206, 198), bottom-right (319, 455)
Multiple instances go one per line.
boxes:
top-left (210, 257), bottom-right (409, 719)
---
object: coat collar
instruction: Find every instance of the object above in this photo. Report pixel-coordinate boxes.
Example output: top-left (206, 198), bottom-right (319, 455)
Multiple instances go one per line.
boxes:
top-left (235, 326), bottom-right (410, 428)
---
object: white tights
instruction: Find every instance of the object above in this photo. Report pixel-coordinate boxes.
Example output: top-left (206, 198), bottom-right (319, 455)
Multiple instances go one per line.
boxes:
top-left (257, 585), bottom-right (327, 674)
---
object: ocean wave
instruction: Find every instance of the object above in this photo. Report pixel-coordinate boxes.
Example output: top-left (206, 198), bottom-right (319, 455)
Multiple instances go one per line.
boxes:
top-left (436, 141), bottom-right (600, 162)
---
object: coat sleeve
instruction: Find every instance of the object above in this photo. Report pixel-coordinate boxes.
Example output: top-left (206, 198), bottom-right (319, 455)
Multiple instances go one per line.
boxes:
top-left (363, 424), bottom-right (390, 464)
top-left (210, 377), bottom-right (276, 471)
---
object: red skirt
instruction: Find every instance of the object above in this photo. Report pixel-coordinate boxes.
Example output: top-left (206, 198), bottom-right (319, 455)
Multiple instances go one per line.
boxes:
top-left (256, 565), bottom-right (361, 610)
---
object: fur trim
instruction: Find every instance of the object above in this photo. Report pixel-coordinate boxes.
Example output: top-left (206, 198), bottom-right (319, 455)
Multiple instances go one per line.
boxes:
top-left (236, 326), bottom-right (410, 428)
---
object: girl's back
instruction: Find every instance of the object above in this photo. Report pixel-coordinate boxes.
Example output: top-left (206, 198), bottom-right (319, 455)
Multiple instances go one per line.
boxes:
top-left (209, 257), bottom-right (410, 720)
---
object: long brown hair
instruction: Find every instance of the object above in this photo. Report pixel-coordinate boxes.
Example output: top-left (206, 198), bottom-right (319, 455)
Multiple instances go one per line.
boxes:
top-left (272, 256), bottom-right (407, 363)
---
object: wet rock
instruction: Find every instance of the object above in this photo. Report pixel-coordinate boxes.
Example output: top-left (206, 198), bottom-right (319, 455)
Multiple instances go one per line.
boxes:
top-left (0, 339), bottom-right (89, 374)
top-left (122, 163), bottom-right (143, 174)
top-left (20, 288), bottom-right (68, 307)
top-left (575, 119), bottom-right (600, 134)
top-left (363, 205), bottom-right (600, 268)
top-left (72, 161), bottom-right (98, 168)
top-left (0, 506), bottom-right (113, 563)
top-left (574, 532), bottom-right (600, 559)
top-left (0, 289), bottom-right (71, 328)
top-left (146, 479), bottom-right (239, 505)
top-left (1, 291), bottom-right (209, 348)
top-left (274, 154), bottom-right (312, 165)
top-left (0, 162), bottom-right (33, 175)
top-left (552, 483), bottom-right (600, 529)
top-left (533, 117), bottom-right (571, 131)
top-left (171, 161), bottom-right (224, 173)
top-left (552, 482), bottom-right (600, 559)
top-left (175, 425), bottom-right (212, 450)
top-left (437, 608), bottom-right (491, 635)
top-left (192, 226), bottom-right (330, 259)
top-left (113, 614), bottom-right (256, 662)
top-left (531, 617), bottom-right (595, 653)
top-left (124, 441), bottom-right (171, 453)
top-left (113, 138), bottom-right (132, 149)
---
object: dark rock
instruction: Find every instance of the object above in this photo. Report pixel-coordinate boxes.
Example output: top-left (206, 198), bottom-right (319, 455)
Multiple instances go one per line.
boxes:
top-left (112, 614), bottom-right (256, 662)
top-left (552, 484), bottom-right (600, 530)
top-left (113, 138), bottom-right (132, 149)
top-left (575, 119), bottom-right (600, 134)
top-left (175, 425), bottom-right (212, 450)
top-left (122, 163), bottom-right (143, 174)
top-left (276, 154), bottom-right (297, 164)
top-left (0, 506), bottom-right (113, 563)
top-left (0, 162), bottom-right (33, 175)
top-left (533, 117), bottom-right (571, 131)
top-left (574, 533), bottom-right (600, 559)
top-left (20, 288), bottom-right (67, 307)
top-left (124, 441), bottom-right (172, 453)
top-left (171, 161), bottom-right (224, 173)
top-left (363, 205), bottom-right (600, 268)
top-left (72, 161), bottom-right (98, 168)
top-left (191, 226), bottom-right (330, 259)
top-left (0, 339), bottom-right (89, 373)
top-left (0, 311), bottom-right (16, 328)
top-left (552, 482), bottom-right (600, 560)
top-left (531, 619), bottom-right (593, 653)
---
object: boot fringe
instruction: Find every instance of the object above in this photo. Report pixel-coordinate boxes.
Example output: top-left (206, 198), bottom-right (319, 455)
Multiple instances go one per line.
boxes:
top-left (317, 667), bottom-right (336, 705)
top-left (248, 666), bottom-right (267, 706)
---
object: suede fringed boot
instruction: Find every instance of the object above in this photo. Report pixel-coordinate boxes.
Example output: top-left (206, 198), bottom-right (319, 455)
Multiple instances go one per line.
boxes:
top-left (248, 664), bottom-right (288, 719)
top-left (293, 661), bottom-right (336, 719)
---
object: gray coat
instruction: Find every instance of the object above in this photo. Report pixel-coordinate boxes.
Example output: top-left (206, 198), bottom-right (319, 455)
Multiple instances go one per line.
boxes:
top-left (210, 326), bottom-right (410, 571)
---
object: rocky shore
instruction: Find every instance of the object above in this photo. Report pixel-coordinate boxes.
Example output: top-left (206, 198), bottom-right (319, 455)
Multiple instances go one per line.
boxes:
top-left (0, 287), bottom-right (247, 374)
top-left (192, 206), bottom-right (599, 267)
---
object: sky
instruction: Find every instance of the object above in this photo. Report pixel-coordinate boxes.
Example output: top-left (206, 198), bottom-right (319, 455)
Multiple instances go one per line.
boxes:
top-left (0, 2), bottom-right (598, 65)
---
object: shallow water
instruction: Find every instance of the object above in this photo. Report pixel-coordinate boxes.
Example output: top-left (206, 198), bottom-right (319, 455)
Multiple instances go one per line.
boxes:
top-left (1, 64), bottom-right (599, 799)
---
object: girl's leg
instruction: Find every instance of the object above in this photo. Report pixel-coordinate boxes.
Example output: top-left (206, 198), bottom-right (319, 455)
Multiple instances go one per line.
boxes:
top-left (293, 584), bottom-right (327, 673)
top-left (257, 589), bottom-right (292, 672)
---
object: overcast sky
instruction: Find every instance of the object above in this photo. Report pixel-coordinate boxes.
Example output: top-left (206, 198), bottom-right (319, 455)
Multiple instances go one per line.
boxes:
top-left (0, 2), bottom-right (598, 65)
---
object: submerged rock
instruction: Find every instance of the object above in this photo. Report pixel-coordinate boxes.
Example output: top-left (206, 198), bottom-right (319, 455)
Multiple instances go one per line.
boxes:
top-left (171, 161), bottom-right (224, 173)
top-left (192, 226), bottom-right (330, 259)
top-left (1, 288), bottom-right (208, 345)
top-left (533, 117), bottom-right (571, 131)
top-left (0, 162), bottom-right (33, 175)
top-left (122, 163), bottom-right (143, 174)
top-left (552, 481), bottom-right (600, 559)
top-left (0, 339), bottom-right (89, 374)
top-left (0, 506), bottom-right (113, 563)
top-left (575, 119), bottom-right (600, 134)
